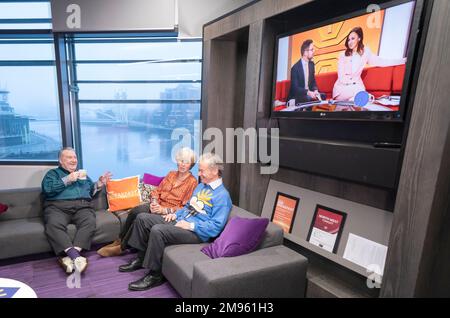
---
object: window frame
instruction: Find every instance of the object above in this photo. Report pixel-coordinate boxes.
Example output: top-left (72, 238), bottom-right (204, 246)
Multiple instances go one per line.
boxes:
top-left (0, 1), bottom-right (204, 167)
top-left (0, 0), bottom-right (66, 166)
top-left (65, 33), bottom-right (202, 171)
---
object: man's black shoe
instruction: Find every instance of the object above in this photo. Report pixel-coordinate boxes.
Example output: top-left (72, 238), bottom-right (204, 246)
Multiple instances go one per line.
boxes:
top-left (119, 258), bottom-right (143, 272)
top-left (128, 273), bottom-right (165, 291)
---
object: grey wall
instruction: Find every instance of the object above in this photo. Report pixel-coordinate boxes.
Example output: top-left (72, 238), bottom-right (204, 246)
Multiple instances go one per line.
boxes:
top-left (51, 0), bottom-right (177, 32)
top-left (51, 0), bottom-right (254, 36)
top-left (178, 0), bottom-right (255, 37)
top-left (0, 165), bottom-right (55, 190)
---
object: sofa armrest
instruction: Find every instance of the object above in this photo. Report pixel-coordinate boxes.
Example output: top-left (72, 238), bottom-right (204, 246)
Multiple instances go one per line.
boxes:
top-left (191, 245), bottom-right (308, 298)
top-left (91, 187), bottom-right (109, 211)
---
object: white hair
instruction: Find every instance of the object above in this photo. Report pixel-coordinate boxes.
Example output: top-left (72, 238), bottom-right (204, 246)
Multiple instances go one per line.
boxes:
top-left (199, 153), bottom-right (224, 176)
top-left (58, 147), bottom-right (76, 160)
top-left (175, 147), bottom-right (197, 169)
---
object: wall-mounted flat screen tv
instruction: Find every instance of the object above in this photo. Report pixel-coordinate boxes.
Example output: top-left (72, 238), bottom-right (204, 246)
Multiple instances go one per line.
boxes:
top-left (271, 0), bottom-right (426, 121)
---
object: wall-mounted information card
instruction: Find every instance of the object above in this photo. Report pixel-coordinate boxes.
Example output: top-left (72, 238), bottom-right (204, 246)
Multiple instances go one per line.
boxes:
top-left (306, 205), bottom-right (346, 254)
top-left (271, 192), bottom-right (299, 233)
top-left (343, 233), bottom-right (388, 276)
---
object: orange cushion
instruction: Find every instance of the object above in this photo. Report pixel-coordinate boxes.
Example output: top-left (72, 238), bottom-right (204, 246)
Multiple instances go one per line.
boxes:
top-left (106, 176), bottom-right (141, 212)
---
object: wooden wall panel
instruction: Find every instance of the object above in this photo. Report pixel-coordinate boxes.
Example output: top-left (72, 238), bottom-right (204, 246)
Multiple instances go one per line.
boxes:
top-left (381, 0), bottom-right (450, 297)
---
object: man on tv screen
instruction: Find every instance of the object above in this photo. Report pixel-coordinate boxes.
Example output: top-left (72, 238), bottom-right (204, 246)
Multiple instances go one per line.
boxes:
top-left (287, 39), bottom-right (325, 105)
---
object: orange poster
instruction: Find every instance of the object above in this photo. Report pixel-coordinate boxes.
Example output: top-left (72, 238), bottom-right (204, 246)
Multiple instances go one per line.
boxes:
top-left (271, 193), bottom-right (299, 233)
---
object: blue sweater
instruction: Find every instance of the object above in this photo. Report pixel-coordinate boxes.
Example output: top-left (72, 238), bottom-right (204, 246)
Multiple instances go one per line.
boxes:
top-left (175, 181), bottom-right (232, 242)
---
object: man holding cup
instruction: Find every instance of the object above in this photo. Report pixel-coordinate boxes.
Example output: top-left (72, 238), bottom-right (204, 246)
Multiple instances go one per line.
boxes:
top-left (41, 147), bottom-right (112, 274)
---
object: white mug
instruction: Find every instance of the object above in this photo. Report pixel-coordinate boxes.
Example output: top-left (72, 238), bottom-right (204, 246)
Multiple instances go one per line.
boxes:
top-left (78, 169), bottom-right (87, 180)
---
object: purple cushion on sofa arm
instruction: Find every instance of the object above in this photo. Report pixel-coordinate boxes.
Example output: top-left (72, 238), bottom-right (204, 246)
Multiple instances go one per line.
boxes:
top-left (142, 173), bottom-right (164, 186)
top-left (201, 216), bottom-right (269, 259)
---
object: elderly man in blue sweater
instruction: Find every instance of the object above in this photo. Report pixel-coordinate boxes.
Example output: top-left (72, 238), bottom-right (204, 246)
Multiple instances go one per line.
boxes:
top-left (120, 152), bottom-right (232, 291)
top-left (41, 147), bottom-right (111, 274)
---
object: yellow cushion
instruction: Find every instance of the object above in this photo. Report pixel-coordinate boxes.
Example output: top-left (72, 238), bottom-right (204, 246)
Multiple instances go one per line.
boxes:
top-left (106, 176), bottom-right (141, 212)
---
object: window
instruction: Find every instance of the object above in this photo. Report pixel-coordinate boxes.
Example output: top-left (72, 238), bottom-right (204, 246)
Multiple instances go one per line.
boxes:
top-left (67, 35), bottom-right (202, 179)
top-left (0, 1), bottom-right (52, 29)
top-left (0, 1), bottom-right (62, 162)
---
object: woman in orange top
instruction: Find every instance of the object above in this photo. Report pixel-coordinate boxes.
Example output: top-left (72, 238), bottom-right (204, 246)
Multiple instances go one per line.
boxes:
top-left (98, 147), bottom-right (198, 257)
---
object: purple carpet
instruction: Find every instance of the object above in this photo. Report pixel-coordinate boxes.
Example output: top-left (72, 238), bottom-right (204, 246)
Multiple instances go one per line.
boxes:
top-left (0, 250), bottom-right (180, 298)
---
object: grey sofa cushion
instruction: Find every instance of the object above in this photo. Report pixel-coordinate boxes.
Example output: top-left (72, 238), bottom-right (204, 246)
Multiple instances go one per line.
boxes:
top-left (230, 205), bottom-right (284, 249)
top-left (0, 188), bottom-right (43, 221)
top-left (192, 245), bottom-right (308, 298)
top-left (111, 208), bottom-right (138, 234)
top-left (162, 243), bottom-right (209, 298)
top-left (65, 209), bottom-right (121, 245)
top-left (0, 217), bottom-right (51, 259)
top-left (0, 206), bottom-right (121, 260)
top-left (92, 210), bottom-right (121, 243)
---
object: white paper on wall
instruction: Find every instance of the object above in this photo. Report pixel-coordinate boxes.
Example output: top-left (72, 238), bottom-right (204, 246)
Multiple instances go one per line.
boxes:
top-left (343, 233), bottom-right (388, 276)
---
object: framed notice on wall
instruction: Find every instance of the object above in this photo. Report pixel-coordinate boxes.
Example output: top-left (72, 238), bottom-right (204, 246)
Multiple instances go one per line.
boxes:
top-left (307, 205), bottom-right (347, 254)
top-left (271, 192), bottom-right (300, 233)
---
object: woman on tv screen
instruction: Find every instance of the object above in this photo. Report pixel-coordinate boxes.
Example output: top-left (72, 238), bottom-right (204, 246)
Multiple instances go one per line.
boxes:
top-left (332, 26), bottom-right (407, 101)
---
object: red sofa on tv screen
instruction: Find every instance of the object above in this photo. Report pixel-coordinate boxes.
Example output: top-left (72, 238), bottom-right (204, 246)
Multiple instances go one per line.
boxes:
top-left (274, 64), bottom-right (406, 103)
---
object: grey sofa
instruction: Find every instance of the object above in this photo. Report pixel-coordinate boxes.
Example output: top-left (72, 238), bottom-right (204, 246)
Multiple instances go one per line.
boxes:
top-left (0, 187), bottom-right (119, 260)
top-left (0, 187), bottom-right (308, 298)
top-left (161, 206), bottom-right (308, 298)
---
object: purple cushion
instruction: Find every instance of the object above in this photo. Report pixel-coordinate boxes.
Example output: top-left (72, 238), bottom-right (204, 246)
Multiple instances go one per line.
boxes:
top-left (142, 173), bottom-right (164, 186)
top-left (201, 216), bottom-right (269, 259)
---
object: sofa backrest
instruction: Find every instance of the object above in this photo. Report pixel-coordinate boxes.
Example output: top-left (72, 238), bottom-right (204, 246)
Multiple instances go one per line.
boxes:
top-left (92, 188), bottom-right (109, 211)
top-left (0, 188), bottom-right (43, 221)
top-left (229, 205), bottom-right (284, 249)
top-left (277, 64), bottom-right (407, 101)
top-left (392, 64), bottom-right (406, 95)
top-left (361, 66), bottom-right (393, 97)
top-left (316, 72), bottom-right (337, 99)
top-left (0, 187), bottom-right (109, 222)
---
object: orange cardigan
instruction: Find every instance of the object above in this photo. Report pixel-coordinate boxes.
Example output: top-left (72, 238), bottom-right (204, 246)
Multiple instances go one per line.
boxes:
top-left (150, 171), bottom-right (197, 212)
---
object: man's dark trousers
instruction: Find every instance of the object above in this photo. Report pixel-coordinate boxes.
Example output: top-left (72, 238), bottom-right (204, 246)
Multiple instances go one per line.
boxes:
top-left (43, 199), bottom-right (96, 255)
top-left (128, 213), bottom-right (201, 273)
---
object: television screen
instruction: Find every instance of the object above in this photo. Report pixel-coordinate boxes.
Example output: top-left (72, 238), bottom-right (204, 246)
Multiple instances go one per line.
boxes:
top-left (272, 0), bottom-right (422, 120)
